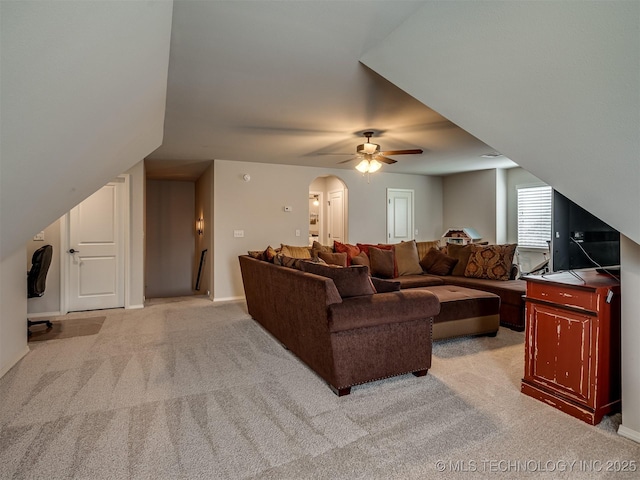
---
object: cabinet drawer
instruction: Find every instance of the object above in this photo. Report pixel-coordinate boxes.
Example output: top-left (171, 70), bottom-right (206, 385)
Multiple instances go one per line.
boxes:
top-left (527, 282), bottom-right (595, 311)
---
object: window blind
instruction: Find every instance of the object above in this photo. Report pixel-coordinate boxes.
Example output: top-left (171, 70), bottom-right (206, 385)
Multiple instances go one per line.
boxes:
top-left (517, 185), bottom-right (552, 249)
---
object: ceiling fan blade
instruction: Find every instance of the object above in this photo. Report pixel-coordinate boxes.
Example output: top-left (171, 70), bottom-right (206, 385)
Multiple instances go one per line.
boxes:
top-left (315, 152), bottom-right (354, 156)
top-left (380, 149), bottom-right (423, 156)
top-left (337, 157), bottom-right (357, 164)
top-left (376, 155), bottom-right (397, 164)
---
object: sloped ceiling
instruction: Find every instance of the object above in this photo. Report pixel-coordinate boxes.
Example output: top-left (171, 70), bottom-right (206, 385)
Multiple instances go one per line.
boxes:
top-left (146, 0), bottom-right (517, 177)
top-left (361, 1), bottom-right (640, 244)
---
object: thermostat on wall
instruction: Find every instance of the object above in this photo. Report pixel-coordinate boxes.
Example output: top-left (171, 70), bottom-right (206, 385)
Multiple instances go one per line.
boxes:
top-left (284, 206), bottom-right (292, 212)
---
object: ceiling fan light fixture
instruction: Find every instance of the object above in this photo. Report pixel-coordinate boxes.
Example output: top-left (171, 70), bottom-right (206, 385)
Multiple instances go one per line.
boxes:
top-left (368, 159), bottom-right (382, 173)
top-left (355, 159), bottom-right (371, 173)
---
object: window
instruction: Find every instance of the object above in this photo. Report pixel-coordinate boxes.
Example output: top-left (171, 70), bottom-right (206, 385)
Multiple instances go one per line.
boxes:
top-left (517, 185), bottom-right (552, 249)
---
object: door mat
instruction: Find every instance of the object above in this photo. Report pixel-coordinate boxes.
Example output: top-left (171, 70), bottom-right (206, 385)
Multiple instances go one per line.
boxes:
top-left (28, 316), bottom-right (106, 342)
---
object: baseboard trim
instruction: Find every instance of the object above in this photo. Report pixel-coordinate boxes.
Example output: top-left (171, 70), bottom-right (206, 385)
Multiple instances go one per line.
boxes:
top-left (618, 425), bottom-right (640, 444)
top-left (0, 345), bottom-right (30, 379)
top-left (27, 311), bottom-right (62, 319)
top-left (213, 296), bottom-right (244, 303)
top-left (126, 304), bottom-right (144, 310)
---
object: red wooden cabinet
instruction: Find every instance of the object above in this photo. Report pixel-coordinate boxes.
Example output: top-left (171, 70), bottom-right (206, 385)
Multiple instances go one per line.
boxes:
top-left (521, 270), bottom-right (621, 425)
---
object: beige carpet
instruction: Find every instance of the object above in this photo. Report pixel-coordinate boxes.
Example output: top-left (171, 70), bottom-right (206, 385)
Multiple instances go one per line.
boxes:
top-left (1, 297), bottom-right (638, 479)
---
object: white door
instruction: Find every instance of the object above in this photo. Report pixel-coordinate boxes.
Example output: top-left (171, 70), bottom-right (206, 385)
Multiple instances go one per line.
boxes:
top-left (328, 190), bottom-right (344, 243)
top-left (387, 188), bottom-right (414, 243)
top-left (67, 180), bottom-right (125, 311)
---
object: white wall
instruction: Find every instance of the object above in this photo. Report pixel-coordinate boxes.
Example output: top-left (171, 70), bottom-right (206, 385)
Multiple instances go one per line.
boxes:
top-left (0, 0), bottom-right (173, 260)
top-left (619, 237), bottom-right (640, 442)
top-left (443, 169), bottom-right (500, 244)
top-left (214, 160), bottom-right (442, 300)
top-left (0, 248), bottom-right (29, 378)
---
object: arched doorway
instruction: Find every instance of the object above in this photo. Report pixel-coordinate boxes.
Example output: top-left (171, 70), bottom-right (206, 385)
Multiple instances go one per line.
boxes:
top-left (309, 175), bottom-right (348, 246)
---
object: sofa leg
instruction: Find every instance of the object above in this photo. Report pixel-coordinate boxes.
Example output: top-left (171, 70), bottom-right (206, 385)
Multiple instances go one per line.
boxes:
top-left (412, 369), bottom-right (428, 377)
top-left (331, 386), bottom-right (351, 396)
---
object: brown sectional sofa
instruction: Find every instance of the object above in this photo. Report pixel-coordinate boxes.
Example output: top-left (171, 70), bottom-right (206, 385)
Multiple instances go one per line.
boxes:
top-left (238, 255), bottom-right (441, 395)
top-left (393, 273), bottom-right (526, 331)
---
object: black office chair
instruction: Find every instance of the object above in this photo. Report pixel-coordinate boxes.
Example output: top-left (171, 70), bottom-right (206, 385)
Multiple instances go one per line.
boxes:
top-left (27, 244), bottom-right (54, 336)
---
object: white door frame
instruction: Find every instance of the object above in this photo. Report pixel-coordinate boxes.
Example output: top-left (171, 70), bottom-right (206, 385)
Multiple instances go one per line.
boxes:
top-left (328, 189), bottom-right (347, 244)
top-left (60, 175), bottom-right (130, 313)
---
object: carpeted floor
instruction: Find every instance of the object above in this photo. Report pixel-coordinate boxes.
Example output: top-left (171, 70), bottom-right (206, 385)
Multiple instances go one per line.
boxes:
top-left (1, 297), bottom-right (638, 479)
top-left (28, 316), bottom-right (106, 342)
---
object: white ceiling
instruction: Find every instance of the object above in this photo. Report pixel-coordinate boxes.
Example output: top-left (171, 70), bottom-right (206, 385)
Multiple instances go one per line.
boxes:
top-left (146, 1), bottom-right (518, 180)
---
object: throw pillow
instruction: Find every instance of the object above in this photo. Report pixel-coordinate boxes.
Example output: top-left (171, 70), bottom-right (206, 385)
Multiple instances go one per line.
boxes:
top-left (333, 241), bottom-right (360, 265)
top-left (247, 250), bottom-right (265, 260)
top-left (300, 262), bottom-right (376, 298)
top-left (318, 251), bottom-right (348, 267)
top-left (280, 244), bottom-right (312, 259)
top-left (369, 246), bottom-right (395, 279)
top-left (273, 254), bottom-right (303, 269)
top-left (263, 245), bottom-right (278, 263)
top-left (370, 277), bottom-right (401, 293)
top-left (416, 240), bottom-right (441, 261)
top-left (447, 244), bottom-right (474, 276)
top-left (464, 244), bottom-right (517, 281)
top-left (350, 251), bottom-right (370, 268)
top-left (395, 240), bottom-right (423, 276)
top-left (311, 241), bottom-right (333, 258)
top-left (358, 243), bottom-right (399, 277)
top-left (419, 247), bottom-right (458, 276)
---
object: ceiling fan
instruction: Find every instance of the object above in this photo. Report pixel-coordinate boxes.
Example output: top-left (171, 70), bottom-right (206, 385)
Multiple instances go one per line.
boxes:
top-left (339, 131), bottom-right (423, 173)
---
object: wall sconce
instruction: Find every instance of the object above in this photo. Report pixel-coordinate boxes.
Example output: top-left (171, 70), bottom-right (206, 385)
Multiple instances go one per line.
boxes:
top-left (312, 195), bottom-right (320, 207)
top-left (196, 217), bottom-right (203, 236)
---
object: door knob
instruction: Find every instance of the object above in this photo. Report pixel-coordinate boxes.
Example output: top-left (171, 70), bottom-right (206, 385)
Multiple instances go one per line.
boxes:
top-left (69, 248), bottom-right (80, 254)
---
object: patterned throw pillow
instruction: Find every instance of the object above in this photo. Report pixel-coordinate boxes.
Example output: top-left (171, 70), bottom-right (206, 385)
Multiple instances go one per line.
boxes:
top-left (311, 241), bottom-right (334, 258)
top-left (395, 240), bottom-right (423, 276)
top-left (280, 244), bottom-right (312, 259)
top-left (273, 254), bottom-right (303, 269)
top-left (419, 248), bottom-right (458, 276)
top-left (464, 244), bottom-right (517, 281)
top-left (263, 245), bottom-right (278, 263)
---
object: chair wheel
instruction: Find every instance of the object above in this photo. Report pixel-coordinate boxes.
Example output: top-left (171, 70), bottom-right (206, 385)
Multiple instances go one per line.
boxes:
top-left (46, 321), bottom-right (53, 328)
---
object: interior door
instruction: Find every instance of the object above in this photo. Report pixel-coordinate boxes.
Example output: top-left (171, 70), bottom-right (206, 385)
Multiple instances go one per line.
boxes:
top-left (67, 180), bottom-right (125, 311)
top-left (387, 188), bottom-right (414, 243)
top-left (328, 190), bottom-right (344, 243)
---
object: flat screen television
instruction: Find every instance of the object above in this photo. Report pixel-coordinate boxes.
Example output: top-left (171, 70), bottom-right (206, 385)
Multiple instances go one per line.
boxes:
top-left (552, 190), bottom-right (620, 272)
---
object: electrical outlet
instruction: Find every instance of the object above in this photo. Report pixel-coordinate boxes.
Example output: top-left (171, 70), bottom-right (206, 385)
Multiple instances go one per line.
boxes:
top-left (234, 230), bottom-right (244, 238)
top-left (33, 231), bottom-right (45, 241)
top-left (295, 229), bottom-right (300, 237)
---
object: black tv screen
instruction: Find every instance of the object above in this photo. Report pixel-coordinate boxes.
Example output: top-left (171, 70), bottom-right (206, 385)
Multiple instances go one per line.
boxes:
top-left (552, 191), bottom-right (620, 272)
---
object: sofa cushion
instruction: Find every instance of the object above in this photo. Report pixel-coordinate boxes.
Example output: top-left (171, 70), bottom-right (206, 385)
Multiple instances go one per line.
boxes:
top-left (369, 247), bottom-right (395, 279)
top-left (280, 244), bottom-right (312, 259)
top-left (300, 262), bottom-right (376, 298)
top-left (311, 240), bottom-right (333, 258)
top-left (395, 240), bottom-right (423, 276)
top-left (263, 245), bottom-right (278, 263)
top-left (416, 240), bottom-right (441, 261)
top-left (370, 277), bottom-right (401, 293)
top-left (442, 276), bottom-right (526, 306)
top-left (318, 251), bottom-right (348, 267)
top-left (464, 244), bottom-right (517, 281)
top-left (420, 247), bottom-right (458, 276)
top-left (394, 274), bottom-right (446, 289)
top-left (447, 244), bottom-right (474, 276)
top-left (350, 251), bottom-right (370, 268)
top-left (333, 241), bottom-right (360, 265)
top-left (273, 254), bottom-right (305, 269)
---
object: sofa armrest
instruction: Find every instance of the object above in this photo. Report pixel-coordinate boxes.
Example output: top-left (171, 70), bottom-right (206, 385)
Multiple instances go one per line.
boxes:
top-left (327, 290), bottom-right (440, 333)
